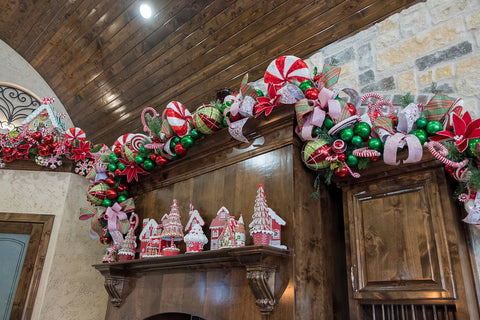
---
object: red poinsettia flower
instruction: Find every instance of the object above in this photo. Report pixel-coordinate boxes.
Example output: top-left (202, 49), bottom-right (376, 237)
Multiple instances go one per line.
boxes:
top-left (70, 140), bottom-right (92, 162)
top-left (254, 84), bottom-right (281, 117)
top-left (117, 159), bottom-right (149, 182)
top-left (434, 112), bottom-right (480, 152)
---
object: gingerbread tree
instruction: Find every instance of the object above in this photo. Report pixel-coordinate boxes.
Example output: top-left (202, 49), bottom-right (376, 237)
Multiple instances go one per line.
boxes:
top-left (160, 199), bottom-right (184, 255)
top-left (235, 214), bottom-right (246, 247)
top-left (118, 227), bottom-right (136, 261)
top-left (250, 184), bottom-right (273, 245)
top-left (219, 217), bottom-right (237, 248)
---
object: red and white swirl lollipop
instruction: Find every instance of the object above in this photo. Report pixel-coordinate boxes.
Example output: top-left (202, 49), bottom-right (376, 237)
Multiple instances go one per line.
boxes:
top-left (64, 127), bottom-right (86, 142)
top-left (165, 101), bottom-right (192, 137)
top-left (264, 56), bottom-right (310, 87)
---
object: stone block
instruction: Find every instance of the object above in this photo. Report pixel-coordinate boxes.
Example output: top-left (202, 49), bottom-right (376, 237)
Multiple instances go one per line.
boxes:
top-left (359, 70), bottom-right (375, 86)
top-left (338, 74), bottom-right (358, 91)
top-left (339, 60), bottom-right (357, 76)
top-left (434, 64), bottom-right (453, 80)
top-left (325, 47), bottom-right (355, 66)
top-left (377, 20), bottom-right (464, 70)
top-left (466, 10), bottom-right (480, 29)
top-left (456, 54), bottom-right (480, 76)
top-left (427, 0), bottom-right (468, 23)
top-left (415, 41), bottom-right (473, 71)
top-left (420, 70), bottom-right (433, 85)
top-left (398, 70), bottom-right (417, 94)
top-left (421, 82), bottom-right (454, 93)
top-left (400, 6), bottom-right (431, 38)
top-left (358, 43), bottom-right (373, 71)
top-left (456, 72), bottom-right (480, 96)
top-left (306, 52), bottom-right (324, 73)
top-left (416, 95), bottom-right (429, 105)
top-left (361, 76), bottom-right (395, 93)
top-left (378, 14), bottom-right (399, 33)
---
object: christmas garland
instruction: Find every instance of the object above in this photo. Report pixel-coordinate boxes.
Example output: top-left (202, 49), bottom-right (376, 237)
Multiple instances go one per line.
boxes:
top-left (1, 55), bottom-right (479, 246)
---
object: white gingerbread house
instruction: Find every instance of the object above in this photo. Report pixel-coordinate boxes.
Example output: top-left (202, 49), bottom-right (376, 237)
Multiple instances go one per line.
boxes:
top-left (185, 204), bottom-right (205, 233)
top-left (22, 98), bottom-right (65, 133)
top-left (139, 218), bottom-right (158, 259)
top-left (209, 206), bottom-right (231, 250)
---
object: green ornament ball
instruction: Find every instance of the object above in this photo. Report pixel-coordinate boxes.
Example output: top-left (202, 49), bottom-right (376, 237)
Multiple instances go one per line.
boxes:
top-left (134, 155), bottom-right (144, 164)
top-left (172, 136), bottom-right (181, 144)
top-left (426, 121), bottom-right (442, 135)
top-left (411, 129), bottom-right (428, 145)
top-left (339, 127), bottom-right (354, 142)
top-left (323, 117), bottom-right (334, 130)
top-left (102, 199), bottom-right (113, 207)
top-left (138, 146), bottom-right (146, 154)
top-left (108, 163), bottom-right (117, 172)
top-left (469, 138), bottom-right (480, 151)
top-left (109, 153), bottom-right (118, 162)
top-left (354, 122), bottom-right (371, 139)
top-left (181, 135), bottom-right (195, 149)
top-left (346, 154), bottom-right (359, 167)
top-left (351, 135), bottom-right (363, 147)
top-left (220, 104), bottom-right (227, 113)
top-left (299, 80), bottom-right (315, 93)
top-left (170, 153), bottom-right (178, 161)
top-left (368, 138), bottom-right (383, 151)
top-left (190, 128), bottom-right (202, 140)
top-left (222, 117), bottom-right (228, 128)
top-left (170, 139), bottom-right (177, 151)
top-left (117, 195), bottom-right (127, 203)
top-left (225, 101), bottom-right (233, 107)
top-left (117, 163), bottom-right (126, 171)
top-left (312, 126), bottom-right (322, 137)
top-left (415, 117), bottom-right (427, 129)
top-left (143, 159), bottom-right (155, 170)
top-left (256, 89), bottom-right (264, 97)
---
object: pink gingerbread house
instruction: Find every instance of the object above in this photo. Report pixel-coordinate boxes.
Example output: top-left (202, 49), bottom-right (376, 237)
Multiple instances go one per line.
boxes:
top-left (267, 208), bottom-right (286, 249)
top-left (139, 218), bottom-right (158, 259)
top-left (209, 206), bottom-right (231, 250)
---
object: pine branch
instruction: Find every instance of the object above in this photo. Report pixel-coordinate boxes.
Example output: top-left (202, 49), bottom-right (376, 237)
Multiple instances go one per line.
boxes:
top-left (399, 92), bottom-right (414, 108)
top-left (430, 82), bottom-right (438, 94)
top-left (357, 157), bottom-right (370, 170)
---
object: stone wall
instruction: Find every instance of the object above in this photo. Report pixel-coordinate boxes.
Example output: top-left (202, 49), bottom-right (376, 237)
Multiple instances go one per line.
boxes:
top-left (306, 0), bottom-right (480, 116)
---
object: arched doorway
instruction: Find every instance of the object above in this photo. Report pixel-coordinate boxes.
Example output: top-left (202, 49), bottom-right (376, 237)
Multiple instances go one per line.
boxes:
top-left (144, 313), bottom-right (205, 320)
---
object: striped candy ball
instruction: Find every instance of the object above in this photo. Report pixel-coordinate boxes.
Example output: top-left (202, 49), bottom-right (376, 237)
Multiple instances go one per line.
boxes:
top-left (65, 127), bottom-right (86, 142)
top-left (264, 55), bottom-right (310, 87)
top-left (165, 101), bottom-right (192, 137)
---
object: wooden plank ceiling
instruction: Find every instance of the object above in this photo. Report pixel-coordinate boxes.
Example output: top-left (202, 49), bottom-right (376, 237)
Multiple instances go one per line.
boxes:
top-left (0, 0), bottom-right (418, 145)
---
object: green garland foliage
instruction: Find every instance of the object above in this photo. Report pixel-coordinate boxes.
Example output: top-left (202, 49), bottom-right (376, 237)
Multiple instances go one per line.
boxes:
top-left (146, 113), bottom-right (162, 137)
top-left (357, 157), bottom-right (370, 170)
top-left (399, 92), bottom-right (414, 108)
top-left (444, 141), bottom-right (464, 162)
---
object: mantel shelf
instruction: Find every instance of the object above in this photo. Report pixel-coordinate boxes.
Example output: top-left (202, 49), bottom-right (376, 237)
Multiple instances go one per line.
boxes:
top-left (94, 245), bottom-right (291, 315)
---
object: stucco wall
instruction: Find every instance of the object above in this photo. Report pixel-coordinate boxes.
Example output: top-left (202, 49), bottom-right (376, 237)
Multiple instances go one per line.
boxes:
top-left (0, 170), bottom-right (107, 320)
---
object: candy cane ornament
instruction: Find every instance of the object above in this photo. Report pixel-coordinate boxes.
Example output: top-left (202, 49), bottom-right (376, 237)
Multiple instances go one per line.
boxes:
top-left (141, 107), bottom-right (160, 137)
top-left (427, 141), bottom-right (469, 168)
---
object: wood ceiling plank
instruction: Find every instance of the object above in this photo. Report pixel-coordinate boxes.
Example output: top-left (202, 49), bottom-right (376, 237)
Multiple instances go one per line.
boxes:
top-left (62, 0), bottom-right (238, 116)
top-left (87, 0), bottom-right (418, 144)
top-left (0, 0), bottom-right (44, 44)
top-left (48, 0), bottom-right (184, 96)
top-left (73, 0), bottom-right (311, 128)
top-left (63, 0), bottom-right (250, 115)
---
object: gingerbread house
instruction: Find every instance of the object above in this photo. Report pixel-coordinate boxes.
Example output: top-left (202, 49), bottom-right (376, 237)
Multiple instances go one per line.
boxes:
top-left (139, 218), bottom-right (158, 259)
top-left (185, 204), bottom-right (205, 233)
top-left (22, 98), bottom-right (65, 133)
top-left (267, 208), bottom-right (286, 249)
top-left (209, 206), bottom-right (231, 250)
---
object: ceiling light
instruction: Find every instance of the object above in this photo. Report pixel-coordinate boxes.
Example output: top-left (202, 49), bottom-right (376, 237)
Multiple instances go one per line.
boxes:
top-left (139, 4), bottom-right (152, 19)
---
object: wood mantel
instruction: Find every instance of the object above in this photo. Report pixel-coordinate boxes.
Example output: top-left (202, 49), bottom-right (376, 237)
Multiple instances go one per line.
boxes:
top-left (94, 246), bottom-right (290, 315)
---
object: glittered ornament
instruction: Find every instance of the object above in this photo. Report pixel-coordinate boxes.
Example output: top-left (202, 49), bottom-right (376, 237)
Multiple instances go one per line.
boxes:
top-left (426, 121), bottom-right (442, 135)
top-left (354, 122), bottom-right (371, 139)
top-left (155, 156), bottom-right (168, 166)
top-left (43, 135), bottom-right (54, 145)
top-left (334, 166), bottom-right (349, 178)
top-left (347, 103), bottom-right (357, 116)
top-left (88, 181), bottom-right (109, 205)
top-left (38, 144), bottom-right (51, 157)
top-left (302, 139), bottom-right (332, 170)
top-left (339, 128), bottom-right (354, 142)
top-left (31, 132), bottom-right (42, 141)
top-left (105, 177), bottom-right (116, 186)
top-left (337, 153), bottom-right (346, 162)
top-left (193, 105), bottom-right (223, 135)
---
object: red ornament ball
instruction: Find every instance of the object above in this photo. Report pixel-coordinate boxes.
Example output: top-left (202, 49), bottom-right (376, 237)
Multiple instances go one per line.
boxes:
top-left (114, 147), bottom-right (122, 156)
top-left (155, 156), bottom-right (168, 167)
top-left (43, 135), bottom-right (54, 145)
top-left (115, 168), bottom-right (122, 176)
top-left (2, 147), bottom-right (12, 155)
top-left (105, 177), bottom-right (116, 187)
top-left (370, 156), bottom-right (381, 162)
top-left (38, 144), bottom-right (52, 157)
top-left (150, 153), bottom-right (157, 161)
top-left (117, 184), bottom-right (128, 192)
top-left (337, 153), bottom-right (346, 162)
top-left (174, 143), bottom-right (188, 156)
top-left (31, 132), bottom-right (42, 141)
top-left (3, 155), bottom-right (15, 162)
top-left (334, 166), bottom-right (349, 178)
top-left (106, 188), bottom-right (118, 200)
top-left (347, 103), bottom-right (357, 116)
top-left (304, 87), bottom-right (319, 100)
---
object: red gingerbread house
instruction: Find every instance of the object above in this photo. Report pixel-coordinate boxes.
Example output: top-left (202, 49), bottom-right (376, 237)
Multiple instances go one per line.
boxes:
top-left (139, 218), bottom-right (158, 259)
top-left (267, 208), bottom-right (286, 249)
top-left (209, 206), bottom-right (231, 250)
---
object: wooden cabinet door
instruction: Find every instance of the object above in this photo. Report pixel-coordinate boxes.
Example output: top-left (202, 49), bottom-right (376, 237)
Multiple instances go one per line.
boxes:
top-left (344, 169), bottom-right (455, 301)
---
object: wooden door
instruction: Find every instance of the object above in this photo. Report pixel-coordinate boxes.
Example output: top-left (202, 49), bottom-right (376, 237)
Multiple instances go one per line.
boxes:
top-left (344, 169), bottom-right (455, 301)
top-left (0, 213), bottom-right (54, 320)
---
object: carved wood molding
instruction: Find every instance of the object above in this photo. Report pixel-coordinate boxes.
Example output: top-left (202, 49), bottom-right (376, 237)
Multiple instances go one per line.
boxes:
top-left (93, 245), bottom-right (290, 313)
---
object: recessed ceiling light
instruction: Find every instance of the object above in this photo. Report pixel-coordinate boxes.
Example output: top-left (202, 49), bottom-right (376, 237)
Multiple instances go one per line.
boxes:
top-left (139, 3), bottom-right (152, 19)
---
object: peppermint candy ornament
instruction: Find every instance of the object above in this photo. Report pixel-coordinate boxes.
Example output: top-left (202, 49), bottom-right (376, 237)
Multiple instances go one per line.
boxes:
top-left (264, 56), bottom-right (311, 87)
top-left (165, 101), bottom-right (192, 137)
top-left (113, 133), bottom-right (150, 152)
top-left (65, 127), bottom-right (86, 142)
